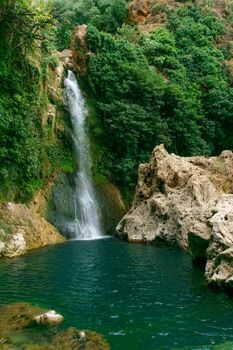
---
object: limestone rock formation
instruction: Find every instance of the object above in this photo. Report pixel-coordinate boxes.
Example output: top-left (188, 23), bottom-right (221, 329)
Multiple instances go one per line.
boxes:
top-left (116, 144), bottom-right (233, 289)
top-left (0, 202), bottom-right (65, 258)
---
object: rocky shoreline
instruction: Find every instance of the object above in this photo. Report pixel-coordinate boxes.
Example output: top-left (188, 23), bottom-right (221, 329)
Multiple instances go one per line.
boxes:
top-left (0, 202), bottom-right (65, 259)
top-left (116, 145), bottom-right (233, 290)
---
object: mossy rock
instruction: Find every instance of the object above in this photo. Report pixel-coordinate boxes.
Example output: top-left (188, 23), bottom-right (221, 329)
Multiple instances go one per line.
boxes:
top-left (24, 345), bottom-right (55, 350)
top-left (0, 303), bottom-right (111, 350)
top-left (52, 327), bottom-right (110, 350)
top-left (0, 303), bottom-right (47, 338)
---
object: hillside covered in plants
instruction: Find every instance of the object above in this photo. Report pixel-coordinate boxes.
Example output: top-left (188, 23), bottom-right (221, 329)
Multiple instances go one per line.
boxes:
top-left (53, 0), bottom-right (233, 200)
top-left (1, 0), bottom-right (233, 202)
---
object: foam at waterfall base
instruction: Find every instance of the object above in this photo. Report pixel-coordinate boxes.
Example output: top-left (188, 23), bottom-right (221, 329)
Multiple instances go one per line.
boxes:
top-left (69, 235), bottom-right (112, 241)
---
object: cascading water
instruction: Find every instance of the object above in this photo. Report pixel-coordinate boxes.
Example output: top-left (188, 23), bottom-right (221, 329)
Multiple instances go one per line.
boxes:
top-left (64, 70), bottom-right (102, 240)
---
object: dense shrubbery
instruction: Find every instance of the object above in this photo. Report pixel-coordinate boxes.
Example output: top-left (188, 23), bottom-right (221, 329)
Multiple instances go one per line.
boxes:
top-left (52, 0), bottom-right (128, 50)
top-left (0, 1), bottom-right (72, 201)
top-left (86, 26), bottom-right (167, 197)
top-left (83, 4), bottom-right (233, 198)
top-left (1, 0), bottom-right (233, 202)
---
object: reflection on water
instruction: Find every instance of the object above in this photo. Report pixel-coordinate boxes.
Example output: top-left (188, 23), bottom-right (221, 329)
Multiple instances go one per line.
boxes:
top-left (0, 238), bottom-right (233, 350)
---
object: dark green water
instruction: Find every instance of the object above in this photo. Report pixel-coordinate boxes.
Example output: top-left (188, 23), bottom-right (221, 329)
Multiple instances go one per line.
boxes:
top-left (0, 238), bottom-right (233, 350)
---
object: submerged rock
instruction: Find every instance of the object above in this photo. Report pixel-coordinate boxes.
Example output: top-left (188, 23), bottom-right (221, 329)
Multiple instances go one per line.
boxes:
top-left (116, 144), bottom-right (233, 289)
top-left (0, 303), bottom-right (47, 337)
top-left (52, 327), bottom-right (110, 350)
top-left (0, 303), bottom-right (111, 350)
top-left (33, 311), bottom-right (64, 325)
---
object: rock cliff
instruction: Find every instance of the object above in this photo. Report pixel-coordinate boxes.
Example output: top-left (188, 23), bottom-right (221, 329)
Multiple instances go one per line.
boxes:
top-left (116, 145), bottom-right (233, 289)
top-left (0, 202), bottom-right (65, 258)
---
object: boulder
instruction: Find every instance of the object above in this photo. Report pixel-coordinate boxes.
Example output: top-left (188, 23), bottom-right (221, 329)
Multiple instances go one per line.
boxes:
top-left (33, 311), bottom-right (64, 325)
top-left (116, 144), bottom-right (233, 289)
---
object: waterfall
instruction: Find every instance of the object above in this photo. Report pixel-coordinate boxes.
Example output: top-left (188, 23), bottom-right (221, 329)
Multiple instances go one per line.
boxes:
top-left (64, 70), bottom-right (102, 240)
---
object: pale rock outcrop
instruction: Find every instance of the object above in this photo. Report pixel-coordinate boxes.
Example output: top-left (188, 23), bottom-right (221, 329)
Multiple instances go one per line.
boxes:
top-left (116, 144), bottom-right (233, 289)
top-left (0, 202), bottom-right (65, 258)
top-left (33, 310), bottom-right (64, 325)
top-left (4, 230), bottom-right (26, 258)
top-left (205, 195), bottom-right (233, 288)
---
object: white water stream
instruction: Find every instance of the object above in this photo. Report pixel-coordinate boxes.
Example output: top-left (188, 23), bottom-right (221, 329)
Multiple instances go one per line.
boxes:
top-left (64, 71), bottom-right (102, 240)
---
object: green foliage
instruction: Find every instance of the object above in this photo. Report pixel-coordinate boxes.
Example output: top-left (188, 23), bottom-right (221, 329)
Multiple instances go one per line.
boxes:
top-left (1, 0), bottom-right (233, 204)
top-left (52, 0), bottom-right (128, 50)
top-left (85, 27), bottom-right (167, 193)
top-left (81, 3), bottom-right (233, 199)
top-left (0, 0), bottom-right (73, 202)
top-left (0, 220), bottom-right (12, 236)
top-left (45, 54), bottom-right (60, 70)
top-left (0, 0), bottom-right (55, 55)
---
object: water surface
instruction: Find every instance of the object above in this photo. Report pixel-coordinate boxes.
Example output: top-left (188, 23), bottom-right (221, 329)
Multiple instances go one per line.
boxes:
top-left (0, 238), bottom-right (233, 349)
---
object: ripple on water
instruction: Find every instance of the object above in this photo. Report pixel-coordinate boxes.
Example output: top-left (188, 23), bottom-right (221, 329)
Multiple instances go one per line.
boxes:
top-left (1, 238), bottom-right (233, 350)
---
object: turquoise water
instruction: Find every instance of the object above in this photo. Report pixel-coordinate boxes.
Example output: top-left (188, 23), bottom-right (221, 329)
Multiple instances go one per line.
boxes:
top-left (0, 238), bottom-right (233, 350)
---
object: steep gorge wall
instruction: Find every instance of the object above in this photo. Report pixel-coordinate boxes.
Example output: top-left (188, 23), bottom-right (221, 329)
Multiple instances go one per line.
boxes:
top-left (116, 145), bottom-right (233, 289)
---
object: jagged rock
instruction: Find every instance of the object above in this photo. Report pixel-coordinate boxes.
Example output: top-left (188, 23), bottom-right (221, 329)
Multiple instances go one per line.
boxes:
top-left (116, 144), bottom-right (233, 289)
top-left (33, 311), bottom-right (64, 325)
top-left (205, 195), bottom-right (233, 288)
top-left (117, 145), bottom-right (218, 249)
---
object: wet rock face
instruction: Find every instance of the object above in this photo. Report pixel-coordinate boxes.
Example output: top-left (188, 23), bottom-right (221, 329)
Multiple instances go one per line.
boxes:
top-left (48, 173), bottom-right (126, 238)
top-left (116, 144), bottom-right (233, 289)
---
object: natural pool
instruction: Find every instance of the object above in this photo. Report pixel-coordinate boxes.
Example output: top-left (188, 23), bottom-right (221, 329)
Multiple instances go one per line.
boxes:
top-left (0, 238), bottom-right (233, 350)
